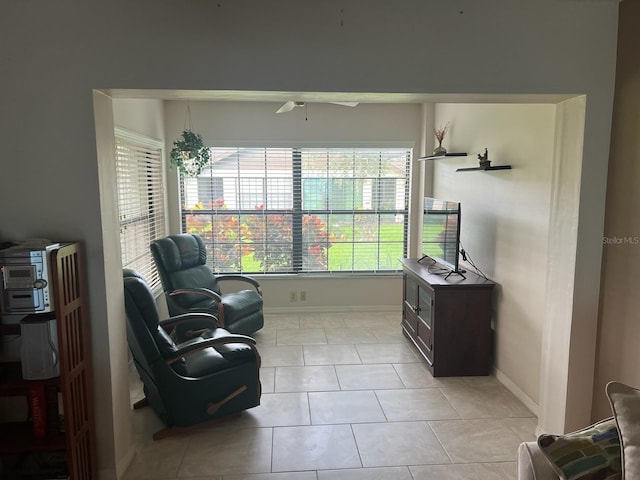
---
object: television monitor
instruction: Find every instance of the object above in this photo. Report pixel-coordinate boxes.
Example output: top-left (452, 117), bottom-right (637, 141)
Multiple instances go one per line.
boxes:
top-left (421, 197), bottom-right (461, 276)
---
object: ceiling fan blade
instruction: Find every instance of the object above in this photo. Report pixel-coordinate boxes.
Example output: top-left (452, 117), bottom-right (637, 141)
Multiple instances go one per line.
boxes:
top-left (276, 101), bottom-right (307, 113)
top-left (276, 101), bottom-right (296, 114)
top-left (329, 101), bottom-right (359, 107)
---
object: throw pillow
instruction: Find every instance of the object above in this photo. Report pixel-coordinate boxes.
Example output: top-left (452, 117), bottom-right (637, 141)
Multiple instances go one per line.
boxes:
top-left (607, 381), bottom-right (640, 479)
top-left (537, 417), bottom-right (622, 480)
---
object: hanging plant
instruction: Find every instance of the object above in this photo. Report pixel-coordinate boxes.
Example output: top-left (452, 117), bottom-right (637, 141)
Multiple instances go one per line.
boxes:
top-left (169, 129), bottom-right (211, 176)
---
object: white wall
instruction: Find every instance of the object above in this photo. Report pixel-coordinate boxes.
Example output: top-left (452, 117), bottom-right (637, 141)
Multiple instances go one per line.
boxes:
top-left (92, 92), bottom-right (121, 479)
top-left (0, 2), bottom-right (619, 478)
top-left (95, 97), bottom-right (167, 478)
top-left (113, 99), bottom-right (165, 141)
top-left (112, 99), bottom-right (167, 472)
top-left (539, 96), bottom-right (588, 434)
top-left (431, 103), bottom-right (556, 411)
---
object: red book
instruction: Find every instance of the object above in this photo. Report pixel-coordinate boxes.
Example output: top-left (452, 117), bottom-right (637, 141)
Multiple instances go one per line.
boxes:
top-left (27, 383), bottom-right (47, 439)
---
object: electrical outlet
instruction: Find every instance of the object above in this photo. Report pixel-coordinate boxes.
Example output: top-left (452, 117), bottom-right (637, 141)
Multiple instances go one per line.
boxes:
top-left (300, 291), bottom-right (307, 301)
top-left (289, 291), bottom-right (297, 302)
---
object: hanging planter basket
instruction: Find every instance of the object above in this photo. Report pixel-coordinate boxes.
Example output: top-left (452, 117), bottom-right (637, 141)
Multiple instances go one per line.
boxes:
top-left (169, 129), bottom-right (211, 176)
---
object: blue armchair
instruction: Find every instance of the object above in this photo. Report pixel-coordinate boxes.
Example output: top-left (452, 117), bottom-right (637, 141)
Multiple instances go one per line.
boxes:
top-left (150, 234), bottom-right (264, 335)
top-left (123, 269), bottom-right (261, 440)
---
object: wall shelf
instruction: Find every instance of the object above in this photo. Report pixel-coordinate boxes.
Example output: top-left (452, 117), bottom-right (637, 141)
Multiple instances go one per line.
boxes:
top-left (418, 148), bottom-right (512, 171)
top-left (456, 165), bottom-right (512, 172)
top-left (418, 152), bottom-right (468, 161)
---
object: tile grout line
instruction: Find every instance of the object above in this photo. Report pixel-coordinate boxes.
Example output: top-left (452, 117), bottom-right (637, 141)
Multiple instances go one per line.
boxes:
top-left (127, 312), bottom-right (532, 478)
top-left (425, 419), bottom-right (456, 466)
top-left (348, 423), bottom-right (366, 471)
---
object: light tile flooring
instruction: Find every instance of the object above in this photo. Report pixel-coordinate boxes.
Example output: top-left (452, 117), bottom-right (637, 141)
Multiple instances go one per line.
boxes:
top-left (124, 311), bottom-right (536, 480)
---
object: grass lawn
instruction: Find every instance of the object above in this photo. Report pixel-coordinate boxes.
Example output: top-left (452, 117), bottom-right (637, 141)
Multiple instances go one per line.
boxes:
top-left (232, 222), bottom-right (406, 272)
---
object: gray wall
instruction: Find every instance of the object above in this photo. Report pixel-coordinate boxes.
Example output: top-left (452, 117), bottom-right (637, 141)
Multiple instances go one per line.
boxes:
top-left (0, 2), bottom-right (619, 478)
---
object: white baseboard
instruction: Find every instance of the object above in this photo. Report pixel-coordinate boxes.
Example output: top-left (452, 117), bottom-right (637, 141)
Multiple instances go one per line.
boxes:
top-left (494, 366), bottom-right (539, 418)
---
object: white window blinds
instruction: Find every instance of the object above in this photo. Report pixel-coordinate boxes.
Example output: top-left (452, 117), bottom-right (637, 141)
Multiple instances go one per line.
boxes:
top-left (180, 147), bottom-right (410, 274)
top-left (115, 131), bottom-right (166, 291)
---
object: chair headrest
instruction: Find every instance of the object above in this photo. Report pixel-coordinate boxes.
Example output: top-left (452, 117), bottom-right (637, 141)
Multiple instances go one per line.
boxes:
top-left (123, 268), bottom-right (144, 280)
top-left (151, 234), bottom-right (207, 273)
top-left (123, 269), bottom-right (161, 331)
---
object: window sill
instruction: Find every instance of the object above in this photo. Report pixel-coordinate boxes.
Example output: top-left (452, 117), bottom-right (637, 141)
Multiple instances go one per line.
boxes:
top-left (249, 272), bottom-right (402, 280)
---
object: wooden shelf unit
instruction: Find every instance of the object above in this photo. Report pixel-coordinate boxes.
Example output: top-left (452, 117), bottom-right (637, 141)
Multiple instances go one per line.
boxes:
top-left (0, 421), bottom-right (67, 454)
top-left (0, 361), bottom-right (59, 396)
top-left (0, 242), bottom-right (97, 479)
top-left (0, 323), bottom-right (20, 335)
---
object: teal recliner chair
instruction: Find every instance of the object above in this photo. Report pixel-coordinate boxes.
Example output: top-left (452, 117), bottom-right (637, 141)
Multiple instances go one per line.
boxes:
top-left (150, 234), bottom-right (264, 336)
top-left (123, 269), bottom-right (261, 440)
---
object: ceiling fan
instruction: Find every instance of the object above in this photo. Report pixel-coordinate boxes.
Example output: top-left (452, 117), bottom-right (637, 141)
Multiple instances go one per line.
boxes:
top-left (275, 100), bottom-right (359, 114)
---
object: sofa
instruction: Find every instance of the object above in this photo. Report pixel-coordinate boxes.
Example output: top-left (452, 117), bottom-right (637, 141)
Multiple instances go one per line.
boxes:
top-left (517, 441), bottom-right (560, 480)
top-left (516, 381), bottom-right (640, 480)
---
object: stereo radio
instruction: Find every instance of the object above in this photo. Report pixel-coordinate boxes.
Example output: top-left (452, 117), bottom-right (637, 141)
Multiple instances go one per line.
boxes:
top-left (0, 243), bottom-right (59, 314)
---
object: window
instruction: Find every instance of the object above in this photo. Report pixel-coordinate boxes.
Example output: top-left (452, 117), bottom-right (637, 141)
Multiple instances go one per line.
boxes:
top-left (181, 147), bottom-right (410, 274)
top-left (115, 129), bottom-right (166, 291)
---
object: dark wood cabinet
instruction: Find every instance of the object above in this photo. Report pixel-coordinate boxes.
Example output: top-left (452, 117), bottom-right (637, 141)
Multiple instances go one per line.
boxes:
top-left (0, 243), bottom-right (96, 479)
top-left (400, 258), bottom-right (495, 377)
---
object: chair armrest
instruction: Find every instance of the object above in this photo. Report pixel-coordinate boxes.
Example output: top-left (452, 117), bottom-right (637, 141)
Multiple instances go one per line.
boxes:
top-left (170, 287), bottom-right (223, 304)
top-left (160, 313), bottom-right (218, 329)
top-left (216, 274), bottom-right (262, 295)
top-left (165, 333), bottom-right (258, 365)
top-left (160, 313), bottom-right (219, 340)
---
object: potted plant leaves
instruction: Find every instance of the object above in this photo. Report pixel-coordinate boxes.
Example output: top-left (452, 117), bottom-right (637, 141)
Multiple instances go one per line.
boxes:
top-left (169, 129), bottom-right (211, 176)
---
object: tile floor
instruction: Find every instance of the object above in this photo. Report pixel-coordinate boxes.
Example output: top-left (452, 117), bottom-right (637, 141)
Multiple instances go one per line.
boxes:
top-left (124, 311), bottom-right (536, 480)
